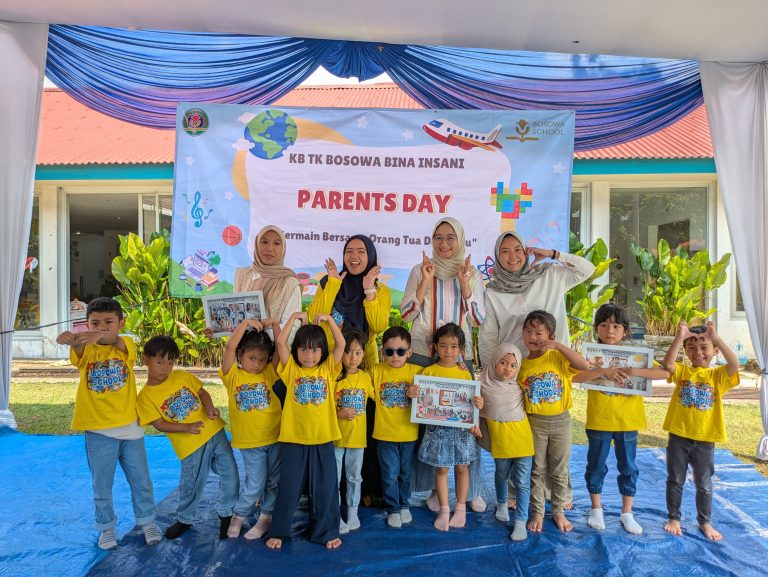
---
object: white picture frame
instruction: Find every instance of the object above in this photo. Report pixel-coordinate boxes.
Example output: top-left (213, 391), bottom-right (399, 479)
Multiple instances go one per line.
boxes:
top-left (202, 291), bottom-right (266, 337)
top-left (411, 374), bottom-right (480, 429)
top-left (579, 342), bottom-right (655, 397)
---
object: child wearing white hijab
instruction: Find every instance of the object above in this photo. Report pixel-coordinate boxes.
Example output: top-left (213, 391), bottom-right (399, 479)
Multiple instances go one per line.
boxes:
top-left (480, 342), bottom-right (534, 541)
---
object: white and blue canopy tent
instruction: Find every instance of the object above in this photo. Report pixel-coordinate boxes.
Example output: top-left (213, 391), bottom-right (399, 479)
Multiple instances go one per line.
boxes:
top-left (1, 1), bottom-right (767, 460)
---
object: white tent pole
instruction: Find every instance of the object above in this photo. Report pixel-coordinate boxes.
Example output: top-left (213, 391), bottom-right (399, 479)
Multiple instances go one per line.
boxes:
top-left (0, 21), bottom-right (49, 428)
top-left (700, 61), bottom-right (768, 460)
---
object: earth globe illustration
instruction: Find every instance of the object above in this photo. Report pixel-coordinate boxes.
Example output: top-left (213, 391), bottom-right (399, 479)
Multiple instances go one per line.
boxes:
top-left (243, 110), bottom-right (297, 159)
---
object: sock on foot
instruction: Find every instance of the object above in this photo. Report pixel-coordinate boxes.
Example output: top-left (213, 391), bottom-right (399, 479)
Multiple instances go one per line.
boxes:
top-left (434, 505), bottom-right (450, 531)
top-left (339, 519), bottom-right (350, 534)
top-left (347, 506), bottom-right (360, 531)
top-left (400, 508), bottom-right (412, 524)
top-left (226, 515), bottom-right (245, 539)
top-left (450, 503), bottom-right (467, 528)
top-left (165, 521), bottom-right (192, 540)
top-left (587, 508), bottom-right (605, 531)
top-left (469, 495), bottom-right (486, 513)
top-left (219, 516), bottom-right (233, 539)
top-left (620, 512), bottom-right (643, 534)
top-left (426, 491), bottom-right (440, 513)
top-left (510, 519), bottom-right (528, 541)
top-left (244, 513), bottom-right (272, 540)
top-left (387, 512), bottom-right (402, 528)
top-left (495, 503), bottom-right (510, 522)
top-left (142, 522), bottom-right (162, 546)
top-left (98, 528), bottom-right (118, 550)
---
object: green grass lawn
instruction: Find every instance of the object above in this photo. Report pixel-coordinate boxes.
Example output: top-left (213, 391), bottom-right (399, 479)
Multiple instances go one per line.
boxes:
top-left (9, 382), bottom-right (768, 477)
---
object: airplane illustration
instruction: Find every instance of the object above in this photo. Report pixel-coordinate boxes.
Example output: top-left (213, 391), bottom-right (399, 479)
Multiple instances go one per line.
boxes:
top-left (423, 119), bottom-right (503, 151)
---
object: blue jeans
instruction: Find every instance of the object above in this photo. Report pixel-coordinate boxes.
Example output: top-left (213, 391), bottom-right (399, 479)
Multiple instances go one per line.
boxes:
top-left (335, 447), bottom-right (364, 508)
top-left (494, 456), bottom-right (532, 523)
top-left (177, 429), bottom-right (240, 524)
top-left (584, 429), bottom-right (639, 497)
top-left (234, 442), bottom-right (281, 517)
top-left (84, 431), bottom-right (156, 531)
top-left (377, 440), bottom-right (416, 514)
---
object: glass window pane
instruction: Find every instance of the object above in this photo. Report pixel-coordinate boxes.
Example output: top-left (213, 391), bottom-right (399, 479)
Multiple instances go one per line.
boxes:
top-left (141, 194), bottom-right (157, 243)
top-left (609, 186), bottom-right (708, 324)
top-left (570, 190), bottom-right (582, 242)
top-left (159, 194), bottom-right (173, 233)
top-left (15, 197), bottom-right (40, 330)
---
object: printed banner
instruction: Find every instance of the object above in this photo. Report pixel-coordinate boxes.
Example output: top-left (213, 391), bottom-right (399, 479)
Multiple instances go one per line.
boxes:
top-left (171, 104), bottom-right (576, 303)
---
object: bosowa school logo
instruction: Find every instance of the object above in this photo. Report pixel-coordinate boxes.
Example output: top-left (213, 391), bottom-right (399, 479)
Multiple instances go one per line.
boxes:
top-left (183, 108), bottom-right (209, 136)
top-left (505, 119), bottom-right (539, 143)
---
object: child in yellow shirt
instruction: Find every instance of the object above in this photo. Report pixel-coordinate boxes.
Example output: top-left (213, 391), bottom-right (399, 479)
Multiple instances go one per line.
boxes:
top-left (136, 335), bottom-right (239, 541)
top-left (517, 310), bottom-right (589, 533)
top-left (56, 297), bottom-right (160, 550)
top-left (221, 318), bottom-right (283, 540)
top-left (334, 328), bottom-right (374, 534)
top-left (661, 321), bottom-right (740, 541)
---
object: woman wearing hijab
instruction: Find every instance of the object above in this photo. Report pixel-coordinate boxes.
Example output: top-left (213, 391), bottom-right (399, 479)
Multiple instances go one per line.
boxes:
top-left (478, 232), bottom-right (595, 368)
top-left (232, 224), bottom-right (302, 331)
top-left (400, 217), bottom-right (487, 512)
top-left (308, 234), bottom-right (391, 367)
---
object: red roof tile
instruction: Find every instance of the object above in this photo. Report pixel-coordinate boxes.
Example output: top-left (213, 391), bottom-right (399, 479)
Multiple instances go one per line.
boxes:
top-left (36, 85), bottom-right (712, 166)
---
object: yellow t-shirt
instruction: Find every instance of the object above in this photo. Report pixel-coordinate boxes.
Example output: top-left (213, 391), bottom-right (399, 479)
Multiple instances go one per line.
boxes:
top-left (663, 363), bottom-right (739, 443)
top-left (518, 350), bottom-right (579, 416)
top-left (136, 370), bottom-right (225, 460)
top-left (420, 363), bottom-right (472, 381)
top-left (485, 418), bottom-right (535, 459)
top-left (334, 370), bottom-right (374, 449)
top-left (219, 364), bottom-right (281, 449)
top-left (586, 390), bottom-right (647, 432)
top-left (70, 337), bottom-right (139, 431)
top-left (278, 355), bottom-right (342, 445)
top-left (371, 362), bottom-right (422, 442)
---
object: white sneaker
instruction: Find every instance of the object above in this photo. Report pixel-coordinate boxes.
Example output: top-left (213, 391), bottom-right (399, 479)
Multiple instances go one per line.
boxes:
top-left (98, 528), bottom-right (118, 550)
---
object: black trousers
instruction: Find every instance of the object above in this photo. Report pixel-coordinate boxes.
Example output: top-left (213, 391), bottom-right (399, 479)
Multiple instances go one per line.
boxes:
top-left (267, 441), bottom-right (340, 543)
top-left (666, 433), bottom-right (715, 525)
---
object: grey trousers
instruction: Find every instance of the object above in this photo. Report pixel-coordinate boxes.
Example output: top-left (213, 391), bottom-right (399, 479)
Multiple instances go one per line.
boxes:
top-left (666, 432), bottom-right (715, 526)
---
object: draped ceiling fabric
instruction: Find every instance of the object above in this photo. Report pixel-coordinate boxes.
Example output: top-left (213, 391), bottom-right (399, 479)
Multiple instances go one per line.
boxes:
top-left (700, 62), bottom-right (768, 460)
top-left (0, 21), bottom-right (49, 428)
top-left (45, 25), bottom-right (704, 150)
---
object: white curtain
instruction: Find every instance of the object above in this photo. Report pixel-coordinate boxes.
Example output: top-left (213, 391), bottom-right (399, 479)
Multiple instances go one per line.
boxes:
top-left (700, 61), bottom-right (768, 460)
top-left (0, 22), bottom-right (49, 428)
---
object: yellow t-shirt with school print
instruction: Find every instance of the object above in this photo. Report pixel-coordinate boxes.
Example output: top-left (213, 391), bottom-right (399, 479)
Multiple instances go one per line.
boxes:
top-left (663, 363), bottom-right (739, 443)
top-left (334, 370), bottom-right (374, 449)
top-left (70, 337), bottom-right (139, 431)
top-left (371, 362), bottom-right (422, 442)
top-left (518, 350), bottom-right (579, 416)
top-left (136, 370), bottom-right (225, 460)
top-left (586, 390), bottom-right (647, 432)
top-left (219, 364), bottom-right (281, 449)
top-left (278, 356), bottom-right (342, 445)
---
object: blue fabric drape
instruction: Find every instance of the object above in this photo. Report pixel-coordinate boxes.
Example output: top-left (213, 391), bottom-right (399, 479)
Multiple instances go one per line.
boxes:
top-left (45, 25), bottom-right (703, 150)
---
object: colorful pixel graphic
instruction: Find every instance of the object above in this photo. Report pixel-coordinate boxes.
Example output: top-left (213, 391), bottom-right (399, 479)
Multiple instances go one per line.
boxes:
top-left (490, 181), bottom-right (533, 219)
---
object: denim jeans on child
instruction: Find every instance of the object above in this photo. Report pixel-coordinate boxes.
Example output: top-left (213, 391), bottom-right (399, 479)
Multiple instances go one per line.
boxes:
top-left (377, 440), bottom-right (416, 514)
top-left (177, 429), bottom-right (239, 524)
top-left (494, 456), bottom-right (532, 523)
top-left (85, 431), bottom-right (156, 531)
top-left (666, 432), bottom-right (715, 525)
top-left (584, 429), bottom-right (639, 496)
top-left (335, 447), bottom-right (364, 508)
top-left (233, 442), bottom-right (281, 517)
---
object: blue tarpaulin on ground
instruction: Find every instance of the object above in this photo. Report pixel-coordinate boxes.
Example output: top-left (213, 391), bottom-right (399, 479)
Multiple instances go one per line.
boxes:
top-left (2, 426), bottom-right (768, 577)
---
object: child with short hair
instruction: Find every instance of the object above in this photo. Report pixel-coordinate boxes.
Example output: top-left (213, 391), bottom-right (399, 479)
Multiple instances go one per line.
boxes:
top-left (574, 303), bottom-right (669, 535)
top-left (480, 342), bottom-right (533, 541)
top-left (56, 297), bottom-right (161, 550)
top-left (371, 326), bottom-right (423, 528)
top-left (221, 318), bottom-right (283, 540)
top-left (334, 328), bottom-right (373, 534)
top-left (517, 310), bottom-right (590, 533)
top-left (266, 312), bottom-right (346, 550)
top-left (136, 335), bottom-right (239, 540)
top-left (415, 323), bottom-right (483, 531)
top-left (661, 321), bottom-right (740, 541)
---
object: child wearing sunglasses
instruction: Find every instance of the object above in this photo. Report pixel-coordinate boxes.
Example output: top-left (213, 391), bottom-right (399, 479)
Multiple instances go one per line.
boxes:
top-left (370, 326), bottom-right (423, 528)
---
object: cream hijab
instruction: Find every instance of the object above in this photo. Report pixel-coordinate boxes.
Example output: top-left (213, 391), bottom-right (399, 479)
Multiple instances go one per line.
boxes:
top-left (234, 225), bottom-right (299, 320)
top-left (487, 231), bottom-right (552, 294)
top-left (480, 343), bottom-right (526, 422)
top-left (430, 217), bottom-right (480, 283)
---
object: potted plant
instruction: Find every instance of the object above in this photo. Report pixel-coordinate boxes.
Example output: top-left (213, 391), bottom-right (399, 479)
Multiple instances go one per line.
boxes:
top-left (630, 239), bottom-right (730, 352)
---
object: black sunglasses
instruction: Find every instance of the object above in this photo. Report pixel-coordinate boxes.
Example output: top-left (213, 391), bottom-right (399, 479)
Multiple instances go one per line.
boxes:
top-left (383, 347), bottom-right (409, 357)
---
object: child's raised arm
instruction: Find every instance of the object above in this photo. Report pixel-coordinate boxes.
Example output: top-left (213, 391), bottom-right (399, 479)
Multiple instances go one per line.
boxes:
top-left (277, 312), bottom-right (306, 366)
top-left (663, 321), bottom-right (691, 375)
top-left (707, 321), bottom-right (740, 376)
top-left (222, 318), bottom-right (264, 374)
top-left (546, 340), bottom-right (590, 371)
top-left (264, 318), bottom-right (282, 368)
top-left (316, 314), bottom-right (345, 365)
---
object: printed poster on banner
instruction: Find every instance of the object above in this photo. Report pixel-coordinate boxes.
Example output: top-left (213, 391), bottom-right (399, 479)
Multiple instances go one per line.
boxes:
top-left (411, 375), bottom-right (480, 429)
top-left (201, 291), bottom-right (266, 337)
top-left (171, 105), bottom-right (576, 303)
top-left (578, 342), bottom-right (655, 397)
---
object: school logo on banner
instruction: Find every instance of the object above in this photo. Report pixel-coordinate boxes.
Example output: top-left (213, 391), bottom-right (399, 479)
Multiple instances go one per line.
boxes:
top-left (171, 105), bottom-right (575, 303)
